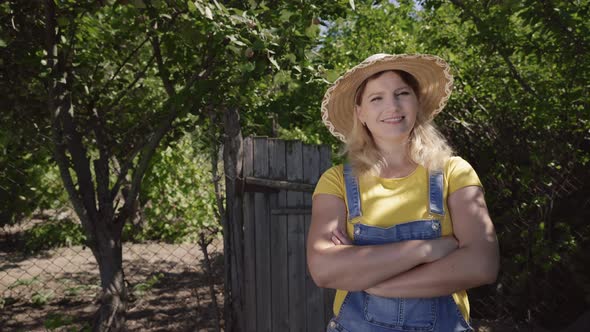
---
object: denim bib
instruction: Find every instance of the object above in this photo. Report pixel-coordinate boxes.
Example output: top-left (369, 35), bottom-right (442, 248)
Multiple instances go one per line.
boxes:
top-left (327, 164), bottom-right (472, 332)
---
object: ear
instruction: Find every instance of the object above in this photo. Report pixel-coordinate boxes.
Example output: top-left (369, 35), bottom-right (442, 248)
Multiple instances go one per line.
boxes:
top-left (355, 105), bottom-right (365, 124)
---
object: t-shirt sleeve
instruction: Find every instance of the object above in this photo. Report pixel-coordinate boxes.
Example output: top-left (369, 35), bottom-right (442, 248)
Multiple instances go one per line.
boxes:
top-left (446, 157), bottom-right (483, 194)
top-left (312, 164), bottom-right (345, 199)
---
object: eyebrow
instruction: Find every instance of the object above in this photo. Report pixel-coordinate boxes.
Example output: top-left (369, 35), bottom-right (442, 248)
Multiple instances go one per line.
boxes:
top-left (365, 86), bottom-right (411, 99)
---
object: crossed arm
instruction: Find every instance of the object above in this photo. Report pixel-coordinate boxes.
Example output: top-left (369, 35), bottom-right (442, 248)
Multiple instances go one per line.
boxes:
top-left (306, 186), bottom-right (499, 297)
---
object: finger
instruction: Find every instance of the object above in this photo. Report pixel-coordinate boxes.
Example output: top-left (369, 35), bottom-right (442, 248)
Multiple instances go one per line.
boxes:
top-left (331, 235), bottom-right (341, 245)
top-left (364, 287), bottom-right (376, 295)
top-left (334, 229), bottom-right (352, 245)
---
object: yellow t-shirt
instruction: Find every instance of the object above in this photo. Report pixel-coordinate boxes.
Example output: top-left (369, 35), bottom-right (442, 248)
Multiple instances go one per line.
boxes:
top-left (312, 156), bottom-right (483, 321)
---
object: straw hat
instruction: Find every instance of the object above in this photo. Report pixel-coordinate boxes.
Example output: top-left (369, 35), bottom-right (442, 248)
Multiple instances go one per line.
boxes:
top-left (321, 53), bottom-right (454, 142)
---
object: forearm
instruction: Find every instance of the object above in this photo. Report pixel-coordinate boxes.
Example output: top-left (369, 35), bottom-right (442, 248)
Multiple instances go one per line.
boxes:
top-left (366, 243), bottom-right (499, 298)
top-left (308, 240), bottom-right (429, 291)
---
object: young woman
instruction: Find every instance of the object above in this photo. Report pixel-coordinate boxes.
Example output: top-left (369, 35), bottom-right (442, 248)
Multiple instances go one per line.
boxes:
top-left (307, 54), bottom-right (499, 332)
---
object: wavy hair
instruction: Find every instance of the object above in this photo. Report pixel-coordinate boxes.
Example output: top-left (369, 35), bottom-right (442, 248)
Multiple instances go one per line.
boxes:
top-left (344, 70), bottom-right (453, 175)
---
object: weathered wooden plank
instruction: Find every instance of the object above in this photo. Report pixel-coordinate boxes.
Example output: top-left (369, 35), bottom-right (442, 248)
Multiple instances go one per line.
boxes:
top-left (242, 137), bottom-right (257, 332)
top-left (303, 145), bottom-right (325, 331)
top-left (269, 139), bottom-right (289, 331)
top-left (286, 140), bottom-right (305, 332)
top-left (244, 176), bottom-right (315, 192)
top-left (271, 208), bottom-right (311, 215)
top-left (253, 137), bottom-right (271, 332)
top-left (319, 145), bottom-right (332, 174)
top-left (318, 144), bottom-right (335, 324)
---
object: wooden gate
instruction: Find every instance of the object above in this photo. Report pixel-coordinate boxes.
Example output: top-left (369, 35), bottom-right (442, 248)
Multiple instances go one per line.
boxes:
top-left (234, 136), bottom-right (334, 332)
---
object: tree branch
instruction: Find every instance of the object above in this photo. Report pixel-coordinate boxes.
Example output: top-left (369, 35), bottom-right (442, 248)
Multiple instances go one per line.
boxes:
top-left (93, 106), bottom-right (112, 221)
top-left (106, 54), bottom-right (156, 110)
top-left (209, 110), bottom-right (225, 221)
top-left (110, 140), bottom-right (144, 201)
top-left (60, 89), bottom-right (98, 221)
top-left (450, 0), bottom-right (540, 99)
top-left (45, 0), bottom-right (94, 240)
top-left (91, 35), bottom-right (152, 109)
top-left (144, 1), bottom-right (176, 97)
top-left (115, 104), bottom-right (178, 225)
top-left (113, 2), bottom-right (217, 226)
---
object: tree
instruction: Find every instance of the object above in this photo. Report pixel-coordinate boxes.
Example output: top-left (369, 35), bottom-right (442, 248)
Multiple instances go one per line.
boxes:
top-left (0, 1), bottom-right (63, 225)
top-left (1, 0), bottom-right (351, 330)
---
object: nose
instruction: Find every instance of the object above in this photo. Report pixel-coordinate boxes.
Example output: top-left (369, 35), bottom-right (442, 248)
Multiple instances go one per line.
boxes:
top-left (384, 95), bottom-right (400, 112)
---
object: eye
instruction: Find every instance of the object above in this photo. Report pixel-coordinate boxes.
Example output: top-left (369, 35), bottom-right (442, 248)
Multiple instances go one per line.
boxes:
top-left (395, 91), bottom-right (410, 97)
top-left (370, 96), bottom-right (382, 102)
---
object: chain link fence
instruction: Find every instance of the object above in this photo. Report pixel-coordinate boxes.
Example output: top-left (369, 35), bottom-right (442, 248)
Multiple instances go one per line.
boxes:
top-left (1, 162), bottom-right (588, 331)
top-left (467, 167), bottom-right (590, 332)
top-left (0, 213), bottom-right (224, 331)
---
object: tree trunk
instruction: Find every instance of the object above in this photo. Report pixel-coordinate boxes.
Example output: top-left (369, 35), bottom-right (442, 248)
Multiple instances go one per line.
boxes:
top-left (93, 223), bottom-right (128, 332)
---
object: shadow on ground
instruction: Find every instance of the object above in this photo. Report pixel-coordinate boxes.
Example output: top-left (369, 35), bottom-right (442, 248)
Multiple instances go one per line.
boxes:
top-left (0, 242), bottom-right (224, 332)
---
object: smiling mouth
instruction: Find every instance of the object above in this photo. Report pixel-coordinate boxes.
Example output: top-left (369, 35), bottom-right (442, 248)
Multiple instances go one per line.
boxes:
top-left (381, 116), bottom-right (405, 124)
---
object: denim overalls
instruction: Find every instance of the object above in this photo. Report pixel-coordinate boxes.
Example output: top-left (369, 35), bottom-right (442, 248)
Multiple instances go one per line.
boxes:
top-left (327, 164), bottom-right (472, 332)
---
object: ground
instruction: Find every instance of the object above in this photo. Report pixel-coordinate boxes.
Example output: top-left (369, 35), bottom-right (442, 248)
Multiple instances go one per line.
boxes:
top-left (0, 243), bottom-right (224, 331)
top-left (0, 223), bottom-right (566, 332)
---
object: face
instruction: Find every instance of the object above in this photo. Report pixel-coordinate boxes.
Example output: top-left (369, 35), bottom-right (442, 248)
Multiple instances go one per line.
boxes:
top-left (355, 71), bottom-right (419, 144)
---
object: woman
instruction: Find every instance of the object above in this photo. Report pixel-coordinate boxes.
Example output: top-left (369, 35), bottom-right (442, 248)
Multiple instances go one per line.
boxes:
top-left (307, 54), bottom-right (499, 332)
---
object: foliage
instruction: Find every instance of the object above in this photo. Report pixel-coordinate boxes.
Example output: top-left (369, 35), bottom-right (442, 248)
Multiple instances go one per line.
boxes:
top-left (131, 272), bottom-right (164, 298)
top-left (127, 124), bottom-right (220, 243)
top-left (0, 0), bottom-right (60, 225)
top-left (31, 289), bottom-right (54, 307)
top-left (44, 313), bottom-right (91, 332)
top-left (2, 0), bottom-right (588, 328)
top-left (23, 219), bottom-right (86, 253)
top-left (9, 276), bottom-right (40, 289)
top-left (0, 0), bottom-right (352, 326)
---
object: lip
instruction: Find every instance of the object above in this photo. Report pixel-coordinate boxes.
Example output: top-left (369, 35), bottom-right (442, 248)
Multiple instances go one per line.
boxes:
top-left (380, 116), bottom-right (405, 124)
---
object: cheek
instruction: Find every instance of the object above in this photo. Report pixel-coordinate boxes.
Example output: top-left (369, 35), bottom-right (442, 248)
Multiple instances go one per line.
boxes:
top-left (356, 106), bottom-right (368, 121)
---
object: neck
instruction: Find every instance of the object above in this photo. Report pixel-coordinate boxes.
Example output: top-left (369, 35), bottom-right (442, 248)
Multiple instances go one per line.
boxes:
top-left (375, 137), bottom-right (410, 164)
top-left (373, 138), bottom-right (416, 177)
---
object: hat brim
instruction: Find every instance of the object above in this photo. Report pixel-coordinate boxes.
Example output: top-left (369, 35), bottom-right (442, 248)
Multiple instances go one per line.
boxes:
top-left (321, 54), bottom-right (453, 143)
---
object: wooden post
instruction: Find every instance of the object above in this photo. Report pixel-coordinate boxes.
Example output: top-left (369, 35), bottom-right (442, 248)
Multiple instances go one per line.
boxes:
top-left (223, 108), bottom-right (244, 332)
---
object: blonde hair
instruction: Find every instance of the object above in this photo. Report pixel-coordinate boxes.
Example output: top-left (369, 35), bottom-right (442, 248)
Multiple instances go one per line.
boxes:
top-left (344, 70), bottom-right (453, 175)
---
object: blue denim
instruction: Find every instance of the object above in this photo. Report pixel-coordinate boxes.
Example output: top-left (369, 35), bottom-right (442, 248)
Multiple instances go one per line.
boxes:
top-left (327, 165), bottom-right (472, 332)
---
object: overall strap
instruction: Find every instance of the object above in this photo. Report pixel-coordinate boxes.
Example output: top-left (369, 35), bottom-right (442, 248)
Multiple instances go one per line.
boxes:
top-left (343, 163), bottom-right (362, 220)
top-left (428, 169), bottom-right (445, 216)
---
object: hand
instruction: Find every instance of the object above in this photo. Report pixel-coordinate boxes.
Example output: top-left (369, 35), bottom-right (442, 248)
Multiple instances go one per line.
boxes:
top-left (331, 228), bottom-right (352, 245)
top-left (424, 236), bottom-right (458, 263)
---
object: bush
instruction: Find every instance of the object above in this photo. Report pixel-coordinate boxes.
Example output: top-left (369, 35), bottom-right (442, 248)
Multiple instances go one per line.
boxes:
top-left (23, 219), bottom-right (86, 253)
top-left (127, 126), bottom-right (222, 243)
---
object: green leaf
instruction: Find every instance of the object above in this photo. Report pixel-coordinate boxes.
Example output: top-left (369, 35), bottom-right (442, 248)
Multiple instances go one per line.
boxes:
top-left (205, 6), bottom-right (213, 20)
top-left (187, 1), bottom-right (197, 13)
top-left (268, 56), bottom-right (280, 70)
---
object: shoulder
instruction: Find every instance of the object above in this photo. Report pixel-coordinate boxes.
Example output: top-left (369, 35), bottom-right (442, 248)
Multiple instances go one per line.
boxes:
top-left (313, 164), bottom-right (345, 198)
top-left (444, 156), bottom-right (476, 175)
top-left (321, 164), bottom-right (344, 177)
top-left (444, 156), bottom-right (483, 194)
